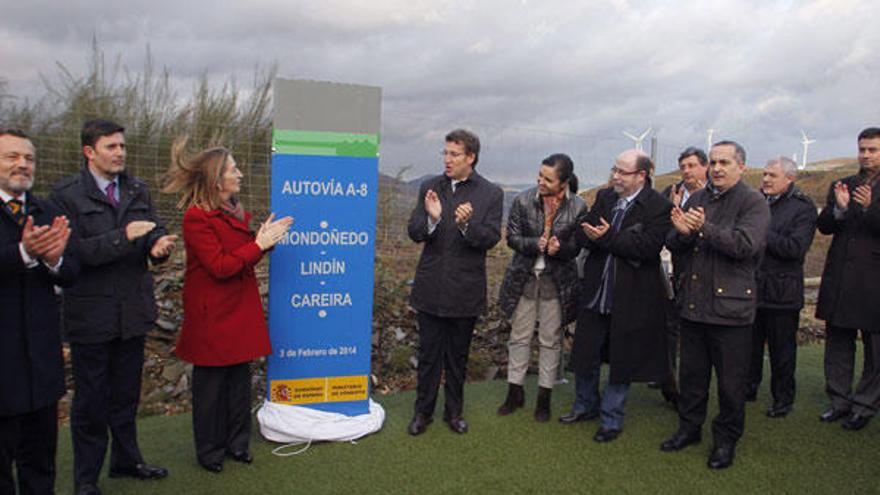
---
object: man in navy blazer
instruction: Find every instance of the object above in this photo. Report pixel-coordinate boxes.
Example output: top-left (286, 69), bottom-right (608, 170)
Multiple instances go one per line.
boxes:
top-left (0, 129), bottom-right (78, 494)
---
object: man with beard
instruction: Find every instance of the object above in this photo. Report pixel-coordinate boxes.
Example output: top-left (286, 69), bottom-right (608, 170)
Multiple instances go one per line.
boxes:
top-left (1, 129), bottom-right (77, 494)
top-left (816, 127), bottom-right (880, 431)
top-left (570, 149), bottom-right (671, 443)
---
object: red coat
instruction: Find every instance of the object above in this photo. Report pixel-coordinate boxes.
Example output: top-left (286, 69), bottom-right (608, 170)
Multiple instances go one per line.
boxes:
top-left (175, 206), bottom-right (271, 366)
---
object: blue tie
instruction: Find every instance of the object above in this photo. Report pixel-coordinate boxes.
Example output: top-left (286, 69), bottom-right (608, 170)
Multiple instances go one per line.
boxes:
top-left (592, 198), bottom-right (628, 314)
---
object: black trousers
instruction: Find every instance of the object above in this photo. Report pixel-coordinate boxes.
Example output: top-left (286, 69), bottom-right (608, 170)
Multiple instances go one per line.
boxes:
top-left (414, 312), bottom-right (476, 419)
top-left (747, 308), bottom-right (799, 406)
top-left (191, 363), bottom-right (252, 466)
top-left (678, 320), bottom-right (751, 447)
top-left (825, 325), bottom-right (880, 416)
top-left (0, 404), bottom-right (57, 495)
top-left (70, 336), bottom-right (146, 485)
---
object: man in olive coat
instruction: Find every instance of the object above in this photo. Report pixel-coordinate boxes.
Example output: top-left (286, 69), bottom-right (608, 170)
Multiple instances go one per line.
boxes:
top-left (661, 140), bottom-right (769, 470)
top-left (816, 127), bottom-right (880, 431)
top-left (51, 119), bottom-right (177, 495)
top-left (571, 149), bottom-right (672, 443)
top-left (1, 129), bottom-right (77, 494)
top-left (406, 129), bottom-right (503, 436)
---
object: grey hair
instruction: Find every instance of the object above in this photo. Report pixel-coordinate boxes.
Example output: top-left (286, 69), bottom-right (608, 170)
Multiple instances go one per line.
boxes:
top-left (767, 156), bottom-right (798, 179)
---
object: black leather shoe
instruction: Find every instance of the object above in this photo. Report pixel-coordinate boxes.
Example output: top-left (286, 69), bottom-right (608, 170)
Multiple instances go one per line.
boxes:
top-left (407, 414), bottom-right (433, 436)
top-left (707, 444), bottom-right (736, 469)
top-left (819, 407), bottom-right (849, 423)
top-left (444, 416), bottom-right (468, 434)
top-left (593, 427), bottom-right (621, 443)
top-left (228, 450), bottom-right (253, 463)
top-left (766, 403), bottom-right (793, 418)
top-left (200, 462), bottom-right (223, 473)
top-left (108, 463), bottom-right (168, 480)
top-left (660, 430), bottom-right (702, 452)
top-left (75, 483), bottom-right (101, 495)
top-left (558, 410), bottom-right (599, 424)
top-left (842, 413), bottom-right (872, 431)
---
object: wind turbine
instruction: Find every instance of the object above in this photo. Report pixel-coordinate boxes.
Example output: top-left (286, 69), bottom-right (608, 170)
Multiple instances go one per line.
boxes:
top-left (623, 127), bottom-right (652, 152)
top-left (800, 130), bottom-right (815, 170)
top-left (706, 128), bottom-right (715, 153)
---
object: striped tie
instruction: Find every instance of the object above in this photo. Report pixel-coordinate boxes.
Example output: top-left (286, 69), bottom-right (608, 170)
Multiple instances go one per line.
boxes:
top-left (6, 198), bottom-right (24, 226)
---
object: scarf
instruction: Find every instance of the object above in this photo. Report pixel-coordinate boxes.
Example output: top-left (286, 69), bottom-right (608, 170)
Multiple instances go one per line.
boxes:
top-left (220, 197), bottom-right (245, 222)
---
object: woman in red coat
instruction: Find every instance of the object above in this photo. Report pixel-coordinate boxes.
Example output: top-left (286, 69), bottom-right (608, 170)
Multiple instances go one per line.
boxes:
top-left (163, 139), bottom-right (292, 473)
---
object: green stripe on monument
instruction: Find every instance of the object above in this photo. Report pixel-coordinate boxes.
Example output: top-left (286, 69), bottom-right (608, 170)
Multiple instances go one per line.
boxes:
top-left (273, 129), bottom-right (379, 158)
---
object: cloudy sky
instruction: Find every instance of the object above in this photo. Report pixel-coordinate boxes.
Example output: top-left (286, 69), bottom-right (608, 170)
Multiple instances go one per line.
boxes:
top-left (1, 0), bottom-right (877, 185)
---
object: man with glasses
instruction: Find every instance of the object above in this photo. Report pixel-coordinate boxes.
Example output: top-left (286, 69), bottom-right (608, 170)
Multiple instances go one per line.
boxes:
top-left (660, 141), bottom-right (769, 469)
top-left (1, 129), bottom-right (77, 494)
top-left (406, 129), bottom-right (503, 436)
top-left (568, 149), bottom-right (671, 443)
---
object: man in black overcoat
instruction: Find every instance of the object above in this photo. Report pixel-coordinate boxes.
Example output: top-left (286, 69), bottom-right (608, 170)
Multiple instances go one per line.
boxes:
top-left (406, 129), bottom-right (503, 436)
top-left (50, 120), bottom-right (177, 495)
top-left (815, 127), bottom-right (880, 431)
top-left (571, 149), bottom-right (671, 443)
top-left (746, 156), bottom-right (816, 418)
top-left (0, 129), bottom-right (78, 494)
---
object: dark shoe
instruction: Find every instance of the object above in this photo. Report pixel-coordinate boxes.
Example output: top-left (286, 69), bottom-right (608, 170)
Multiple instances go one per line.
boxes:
top-left (444, 416), bottom-right (468, 434)
top-left (497, 383), bottom-right (525, 416)
top-left (534, 387), bottom-right (552, 423)
top-left (660, 430), bottom-right (701, 452)
top-left (745, 391), bottom-right (758, 402)
top-left (108, 463), bottom-right (168, 480)
top-left (75, 483), bottom-right (101, 495)
top-left (407, 414), bottom-right (433, 436)
top-left (842, 413), bottom-right (872, 431)
top-left (200, 462), bottom-right (223, 473)
top-left (766, 403), bottom-right (793, 418)
top-left (707, 444), bottom-right (736, 469)
top-left (593, 427), bottom-right (621, 443)
top-left (228, 450), bottom-right (253, 463)
top-left (819, 407), bottom-right (849, 423)
top-left (558, 410), bottom-right (599, 424)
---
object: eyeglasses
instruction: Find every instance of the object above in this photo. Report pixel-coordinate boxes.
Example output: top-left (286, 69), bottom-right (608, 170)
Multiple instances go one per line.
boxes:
top-left (610, 166), bottom-right (641, 176)
top-left (440, 150), bottom-right (465, 158)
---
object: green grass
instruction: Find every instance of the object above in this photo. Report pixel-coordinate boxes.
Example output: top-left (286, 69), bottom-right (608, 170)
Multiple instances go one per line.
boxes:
top-left (53, 344), bottom-right (879, 494)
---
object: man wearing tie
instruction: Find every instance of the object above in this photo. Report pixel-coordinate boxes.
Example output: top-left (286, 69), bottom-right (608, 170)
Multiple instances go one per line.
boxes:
top-left (406, 129), bottom-right (503, 436)
top-left (1, 129), bottom-right (77, 494)
top-left (571, 149), bottom-right (672, 443)
top-left (51, 119), bottom-right (177, 495)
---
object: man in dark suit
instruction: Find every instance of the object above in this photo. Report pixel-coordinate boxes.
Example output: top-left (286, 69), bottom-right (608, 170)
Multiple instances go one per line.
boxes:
top-left (815, 127), bottom-right (880, 431)
top-left (661, 140), bottom-right (769, 469)
top-left (747, 156), bottom-right (817, 417)
top-left (571, 149), bottom-right (672, 443)
top-left (406, 129), bottom-right (503, 436)
top-left (51, 120), bottom-right (177, 495)
top-left (1, 129), bottom-right (78, 494)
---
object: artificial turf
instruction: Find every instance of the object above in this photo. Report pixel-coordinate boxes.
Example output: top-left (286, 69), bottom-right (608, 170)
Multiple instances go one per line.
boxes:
top-left (52, 343), bottom-right (879, 494)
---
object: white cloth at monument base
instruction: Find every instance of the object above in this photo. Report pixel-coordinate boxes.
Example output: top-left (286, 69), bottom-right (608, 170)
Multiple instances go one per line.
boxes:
top-left (257, 399), bottom-right (385, 443)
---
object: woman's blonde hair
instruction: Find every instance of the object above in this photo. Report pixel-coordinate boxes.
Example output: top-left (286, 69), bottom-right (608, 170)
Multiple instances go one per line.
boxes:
top-left (162, 137), bottom-right (231, 210)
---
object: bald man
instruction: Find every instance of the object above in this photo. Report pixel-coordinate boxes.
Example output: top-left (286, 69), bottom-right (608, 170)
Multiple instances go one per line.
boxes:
top-left (569, 149), bottom-right (672, 443)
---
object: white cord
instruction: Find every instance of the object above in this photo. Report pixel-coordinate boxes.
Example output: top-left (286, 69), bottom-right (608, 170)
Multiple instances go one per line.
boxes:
top-left (271, 439), bottom-right (313, 457)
